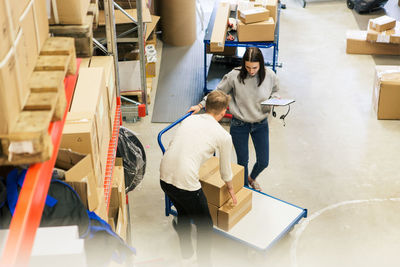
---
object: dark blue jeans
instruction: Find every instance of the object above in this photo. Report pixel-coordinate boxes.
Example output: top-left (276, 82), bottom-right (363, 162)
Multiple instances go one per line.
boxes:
top-left (230, 117), bottom-right (269, 186)
top-left (160, 180), bottom-right (212, 266)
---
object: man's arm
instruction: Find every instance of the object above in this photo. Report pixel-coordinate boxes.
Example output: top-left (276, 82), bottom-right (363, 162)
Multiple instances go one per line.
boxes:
top-left (219, 135), bottom-right (237, 205)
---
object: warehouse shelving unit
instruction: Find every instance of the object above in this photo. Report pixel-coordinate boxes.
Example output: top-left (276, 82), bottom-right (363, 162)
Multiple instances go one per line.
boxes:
top-left (203, 1), bottom-right (282, 93)
top-left (95, 0), bottom-right (148, 112)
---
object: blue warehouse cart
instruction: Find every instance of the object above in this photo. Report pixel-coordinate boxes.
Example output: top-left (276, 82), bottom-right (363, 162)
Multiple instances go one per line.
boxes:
top-left (157, 113), bottom-right (307, 250)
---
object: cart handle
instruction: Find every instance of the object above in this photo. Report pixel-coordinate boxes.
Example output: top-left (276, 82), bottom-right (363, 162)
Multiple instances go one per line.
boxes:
top-left (157, 111), bottom-right (194, 154)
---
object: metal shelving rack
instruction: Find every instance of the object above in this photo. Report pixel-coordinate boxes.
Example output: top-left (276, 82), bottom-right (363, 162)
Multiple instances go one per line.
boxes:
top-left (0, 0), bottom-right (147, 265)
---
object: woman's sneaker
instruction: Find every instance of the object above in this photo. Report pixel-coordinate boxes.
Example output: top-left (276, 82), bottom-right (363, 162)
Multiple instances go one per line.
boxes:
top-left (249, 180), bottom-right (262, 192)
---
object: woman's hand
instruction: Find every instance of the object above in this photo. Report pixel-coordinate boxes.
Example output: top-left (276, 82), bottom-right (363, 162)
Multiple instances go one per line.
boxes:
top-left (187, 104), bottom-right (203, 114)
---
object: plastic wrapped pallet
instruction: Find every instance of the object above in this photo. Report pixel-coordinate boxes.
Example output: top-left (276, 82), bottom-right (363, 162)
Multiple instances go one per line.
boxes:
top-left (159, 0), bottom-right (196, 46)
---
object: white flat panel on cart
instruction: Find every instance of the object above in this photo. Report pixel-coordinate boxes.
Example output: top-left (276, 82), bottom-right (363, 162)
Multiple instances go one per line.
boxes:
top-left (214, 188), bottom-right (305, 250)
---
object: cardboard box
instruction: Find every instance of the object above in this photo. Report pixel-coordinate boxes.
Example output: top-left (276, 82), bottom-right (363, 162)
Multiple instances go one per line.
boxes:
top-left (80, 57), bottom-right (91, 68)
top-left (0, 0), bottom-right (12, 61)
top-left (238, 8), bottom-right (269, 24)
top-left (61, 112), bottom-right (102, 185)
top-left (210, 2), bottom-right (230, 52)
top-left (0, 48), bottom-right (21, 134)
top-left (199, 157), bottom-right (220, 180)
top-left (217, 187), bottom-right (252, 231)
top-left (237, 1), bottom-right (255, 19)
top-left (266, 0), bottom-right (278, 25)
top-left (208, 203), bottom-right (218, 226)
top-left (206, 44), bottom-right (237, 56)
top-left (33, 0), bottom-right (50, 51)
top-left (200, 161), bottom-right (245, 207)
top-left (369, 15), bottom-right (396, 32)
top-left (237, 17), bottom-right (275, 42)
top-left (65, 154), bottom-right (99, 211)
top-left (71, 67), bottom-right (110, 167)
top-left (17, 1), bottom-right (39, 105)
top-left (346, 30), bottom-right (400, 55)
top-left (89, 56), bottom-right (116, 112)
top-left (367, 22), bottom-right (400, 44)
top-left (373, 66), bottom-right (400, 120)
top-left (49, 0), bottom-right (91, 25)
top-left (5, 0), bottom-right (31, 39)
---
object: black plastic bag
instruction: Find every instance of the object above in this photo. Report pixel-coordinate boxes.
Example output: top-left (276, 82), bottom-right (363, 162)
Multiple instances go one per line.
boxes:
top-left (347, 0), bottom-right (388, 13)
top-left (116, 127), bottom-right (146, 193)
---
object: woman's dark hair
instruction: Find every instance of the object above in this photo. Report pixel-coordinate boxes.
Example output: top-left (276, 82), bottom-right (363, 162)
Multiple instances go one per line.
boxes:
top-left (238, 47), bottom-right (265, 87)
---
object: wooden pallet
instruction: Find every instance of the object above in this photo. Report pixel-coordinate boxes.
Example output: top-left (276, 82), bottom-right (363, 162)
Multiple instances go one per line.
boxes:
top-left (0, 37), bottom-right (76, 165)
top-left (121, 78), bottom-right (152, 104)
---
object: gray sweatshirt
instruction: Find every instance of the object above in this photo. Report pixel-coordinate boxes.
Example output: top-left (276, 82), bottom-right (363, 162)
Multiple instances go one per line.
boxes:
top-left (200, 67), bottom-right (280, 123)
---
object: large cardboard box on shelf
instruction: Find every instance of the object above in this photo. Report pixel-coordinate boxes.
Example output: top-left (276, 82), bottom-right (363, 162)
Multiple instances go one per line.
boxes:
top-left (5, 0), bottom-right (30, 39)
top-left (60, 152), bottom-right (99, 211)
top-left (0, 0), bottom-right (12, 61)
top-left (89, 56), bottom-right (116, 112)
top-left (61, 112), bottom-right (102, 185)
top-left (199, 158), bottom-right (245, 207)
top-left (49, 0), bottom-right (91, 25)
top-left (346, 30), bottom-right (400, 55)
top-left (210, 2), bottom-right (231, 52)
top-left (238, 7), bottom-right (270, 24)
top-left (33, 0), bottom-right (50, 50)
top-left (70, 67), bottom-right (111, 173)
top-left (16, 1), bottom-right (39, 106)
top-left (0, 48), bottom-right (21, 134)
top-left (217, 187), bottom-right (252, 231)
top-left (372, 65), bottom-right (400, 120)
top-left (368, 15), bottom-right (396, 32)
top-left (237, 17), bottom-right (275, 42)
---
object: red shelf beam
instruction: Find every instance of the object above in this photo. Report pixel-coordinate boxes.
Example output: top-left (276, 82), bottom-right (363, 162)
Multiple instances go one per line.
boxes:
top-left (104, 97), bottom-right (122, 212)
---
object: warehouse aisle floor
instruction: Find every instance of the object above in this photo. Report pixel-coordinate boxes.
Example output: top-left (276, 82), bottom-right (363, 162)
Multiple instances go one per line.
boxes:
top-left (125, 1), bottom-right (400, 266)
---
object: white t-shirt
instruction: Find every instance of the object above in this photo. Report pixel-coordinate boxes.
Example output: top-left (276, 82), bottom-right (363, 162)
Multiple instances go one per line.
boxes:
top-left (160, 114), bottom-right (233, 191)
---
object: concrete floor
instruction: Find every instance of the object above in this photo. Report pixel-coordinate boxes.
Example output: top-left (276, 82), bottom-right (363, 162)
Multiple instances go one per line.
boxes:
top-left (125, 1), bottom-right (400, 266)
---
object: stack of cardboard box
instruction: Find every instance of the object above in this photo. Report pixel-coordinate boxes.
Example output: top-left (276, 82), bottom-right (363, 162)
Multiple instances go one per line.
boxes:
top-left (372, 65), bottom-right (400, 120)
top-left (237, 0), bottom-right (278, 42)
top-left (61, 56), bottom-right (117, 190)
top-left (199, 157), bottom-right (253, 231)
top-left (346, 15), bottom-right (400, 55)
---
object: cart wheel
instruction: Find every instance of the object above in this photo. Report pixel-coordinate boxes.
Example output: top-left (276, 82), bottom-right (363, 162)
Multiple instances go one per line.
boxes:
top-left (347, 0), bottom-right (354, 9)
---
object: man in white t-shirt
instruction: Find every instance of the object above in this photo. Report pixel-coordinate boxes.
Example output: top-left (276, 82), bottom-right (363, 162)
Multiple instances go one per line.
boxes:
top-left (160, 90), bottom-right (237, 266)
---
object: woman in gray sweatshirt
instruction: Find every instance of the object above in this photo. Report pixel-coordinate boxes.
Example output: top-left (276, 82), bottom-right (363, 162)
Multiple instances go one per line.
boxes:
top-left (189, 47), bottom-right (280, 192)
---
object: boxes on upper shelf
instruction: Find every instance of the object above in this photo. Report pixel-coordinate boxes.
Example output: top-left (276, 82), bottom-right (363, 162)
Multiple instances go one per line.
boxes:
top-left (373, 66), bottom-right (400, 120)
top-left (49, 0), bottom-right (91, 25)
top-left (237, 17), bottom-right (275, 42)
top-left (238, 7), bottom-right (269, 24)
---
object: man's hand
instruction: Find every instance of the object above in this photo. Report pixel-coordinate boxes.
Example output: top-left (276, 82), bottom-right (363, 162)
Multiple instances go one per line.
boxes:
top-left (187, 104), bottom-right (202, 114)
top-left (226, 181), bottom-right (237, 206)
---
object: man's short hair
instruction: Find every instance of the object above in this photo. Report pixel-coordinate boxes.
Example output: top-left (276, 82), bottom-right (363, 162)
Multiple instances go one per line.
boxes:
top-left (206, 90), bottom-right (230, 114)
